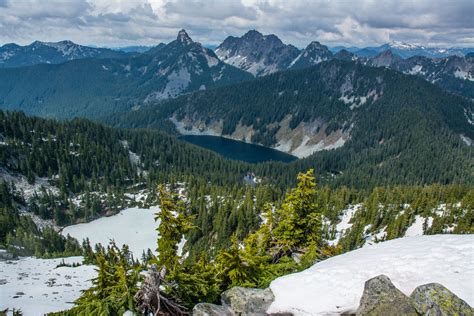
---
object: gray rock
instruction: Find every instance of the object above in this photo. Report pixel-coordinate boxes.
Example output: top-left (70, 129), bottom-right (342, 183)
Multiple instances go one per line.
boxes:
top-left (221, 287), bottom-right (275, 315)
top-left (193, 303), bottom-right (234, 316)
top-left (356, 275), bottom-right (417, 316)
top-left (410, 283), bottom-right (474, 316)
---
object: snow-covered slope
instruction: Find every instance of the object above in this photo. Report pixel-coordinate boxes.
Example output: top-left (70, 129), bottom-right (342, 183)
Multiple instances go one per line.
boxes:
top-left (268, 235), bottom-right (473, 315)
top-left (62, 206), bottom-right (160, 257)
top-left (0, 256), bottom-right (96, 315)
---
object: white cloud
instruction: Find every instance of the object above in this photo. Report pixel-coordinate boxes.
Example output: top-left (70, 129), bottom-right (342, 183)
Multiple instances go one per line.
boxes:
top-left (0, 0), bottom-right (472, 48)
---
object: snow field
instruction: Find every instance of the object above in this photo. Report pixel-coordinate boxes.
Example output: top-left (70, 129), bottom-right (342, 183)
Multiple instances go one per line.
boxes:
top-left (0, 256), bottom-right (96, 315)
top-left (62, 206), bottom-right (160, 258)
top-left (268, 235), bottom-right (474, 315)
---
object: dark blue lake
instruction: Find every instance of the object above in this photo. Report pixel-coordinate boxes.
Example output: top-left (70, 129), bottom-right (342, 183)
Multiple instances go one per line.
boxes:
top-left (180, 135), bottom-right (297, 164)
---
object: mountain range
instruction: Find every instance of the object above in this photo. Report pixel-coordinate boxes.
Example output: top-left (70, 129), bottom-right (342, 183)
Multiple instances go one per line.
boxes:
top-left (213, 31), bottom-right (473, 99)
top-left (0, 40), bottom-right (133, 68)
top-left (331, 41), bottom-right (474, 58)
top-left (0, 29), bottom-right (472, 178)
top-left (0, 30), bottom-right (252, 118)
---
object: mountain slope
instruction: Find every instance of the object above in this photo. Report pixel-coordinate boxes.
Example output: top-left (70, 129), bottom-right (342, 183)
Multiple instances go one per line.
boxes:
top-left (289, 41), bottom-right (333, 69)
top-left (214, 30), bottom-right (474, 99)
top-left (342, 41), bottom-right (474, 58)
top-left (215, 30), bottom-right (300, 76)
top-left (376, 53), bottom-right (474, 99)
top-left (0, 30), bottom-right (253, 119)
top-left (108, 60), bottom-right (473, 187)
top-left (0, 40), bottom-right (131, 68)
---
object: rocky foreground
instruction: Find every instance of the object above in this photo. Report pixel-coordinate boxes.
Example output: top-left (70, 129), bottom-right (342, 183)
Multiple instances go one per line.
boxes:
top-left (194, 276), bottom-right (473, 315)
top-left (194, 235), bottom-right (474, 315)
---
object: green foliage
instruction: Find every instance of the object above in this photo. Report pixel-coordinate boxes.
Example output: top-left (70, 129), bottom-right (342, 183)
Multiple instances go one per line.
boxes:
top-left (0, 181), bottom-right (81, 258)
top-left (54, 242), bottom-right (141, 316)
top-left (212, 170), bottom-right (324, 290)
top-left (154, 184), bottom-right (194, 270)
top-left (273, 169), bottom-right (321, 253)
top-left (114, 60), bottom-right (474, 188)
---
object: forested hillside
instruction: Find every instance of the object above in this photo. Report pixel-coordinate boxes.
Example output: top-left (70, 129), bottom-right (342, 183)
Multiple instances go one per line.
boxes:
top-left (1, 111), bottom-right (472, 315)
top-left (0, 31), bottom-right (252, 119)
top-left (107, 60), bottom-right (474, 187)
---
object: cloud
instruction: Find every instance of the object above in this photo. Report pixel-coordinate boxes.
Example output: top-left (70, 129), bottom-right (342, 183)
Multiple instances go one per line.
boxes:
top-left (0, 0), bottom-right (472, 48)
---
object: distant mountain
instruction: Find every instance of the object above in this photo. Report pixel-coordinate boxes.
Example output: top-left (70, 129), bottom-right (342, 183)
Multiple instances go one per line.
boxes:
top-left (0, 40), bottom-right (132, 68)
top-left (112, 45), bottom-right (155, 53)
top-left (333, 49), bottom-right (357, 62)
top-left (289, 41), bottom-right (333, 69)
top-left (215, 30), bottom-right (300, 76)
top-left (375, 53), bottom-right (474, 99)
top-left (0, 30), bottom-right (253, 119)
top-left (214, 31), bottom-right (473, 99)
top-left (215, 30), bottom-right (336, 76)
top-left (342, 42), bottom-right (474, 59)
top-left (368, 50), bottom-right (403, 67)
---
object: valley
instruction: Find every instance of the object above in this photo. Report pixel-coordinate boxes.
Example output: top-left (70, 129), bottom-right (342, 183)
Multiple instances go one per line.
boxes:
top-left (0, 8), bottom-right (473, 315)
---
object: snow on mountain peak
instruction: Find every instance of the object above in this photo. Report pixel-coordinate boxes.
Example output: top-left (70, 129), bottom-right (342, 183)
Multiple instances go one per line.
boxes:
top-left (389, 41), bottom-right (422, 50)
top-left (177, 29), bottom-right (193, 45)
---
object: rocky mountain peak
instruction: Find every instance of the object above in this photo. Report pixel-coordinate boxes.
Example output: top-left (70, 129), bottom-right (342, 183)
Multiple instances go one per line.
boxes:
top-left (334, 49), bottom-right (356, 61)
top-left (177, 29), bottom-right (193, 45)
top-left (215, 30), bottom-right (300, 76)
top-left (370, 49), bottom-right (402, 67)
top-left (242, 30), bottom-right (264, 40)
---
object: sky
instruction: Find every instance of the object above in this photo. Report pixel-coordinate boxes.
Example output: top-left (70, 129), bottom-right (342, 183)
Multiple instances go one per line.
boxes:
top-left (0, 0), bottom-right (473, 48)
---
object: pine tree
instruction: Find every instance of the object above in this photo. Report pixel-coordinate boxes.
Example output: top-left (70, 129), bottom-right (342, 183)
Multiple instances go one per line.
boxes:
top-left (154, 184), bottom-right (194, 271)
top-left (273, 169), bottom-right (321, 256)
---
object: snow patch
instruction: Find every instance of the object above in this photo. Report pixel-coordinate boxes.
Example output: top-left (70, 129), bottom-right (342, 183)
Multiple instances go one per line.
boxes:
top-left (62, 206), bottom-right (160, 257)
top-left (408, 64), bottom-right (424, 75)
top-left (327, 204), bottom-right (362, 246)
top-left (269, 235), bottom-right (474, 315)
top-left (454, 69), bottom-right (474, 81)
top-left (0, 256), bottom-right (96, 315)
top-left (0, 168), bottom-right (58, 199)
top-left (145, 68), bottom-right (191, 101)
top-left (204, 52), bottom-right (219, 68)
top-left (290, 135), bottom-right (346, 158)
top-left (404, 215), bottom-right (425, 237)
top-left (170, 117), bottom-right (221, 136)
top-left (460, 134), bottom-right (473, 146)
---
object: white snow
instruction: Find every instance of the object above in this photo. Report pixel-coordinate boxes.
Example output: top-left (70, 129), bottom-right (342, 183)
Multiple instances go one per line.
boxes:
top-left (0, 256), bottom-right (96, 315)
top-left (170, 117), bottom-right (221, 136)
top-left (460, 134), bottom-right (473, 146)
top-left (364, 228), bottom-right (387, 246)
top-left (145, 67), bottom-right (191, 101)
top-left (0, 168), bottom-right (58, 199)
top-left (290, 136), bottom-right (347, 159)
top-left (454, 69), bottom-right (474, 81)
top-left (268, 235), bottom-right (474, 315)
top-left (404, 215), bottom-right (425, 237)
top-left (408, 64), bottom-right (423, 75)
top-left (62, 206), bottom-right (160, 257)
top-left (327, 204), bottom-right (362, 246)
top-left (204, 52), bottom-right (219, 67)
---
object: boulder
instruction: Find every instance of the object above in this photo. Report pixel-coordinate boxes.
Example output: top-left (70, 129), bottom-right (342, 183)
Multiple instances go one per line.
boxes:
top-left (193, 303), bottom-right (234, 316)
top-left (221, 287), bottom-right (275, 315)
top-left (410, 283), bottom-right (473, 316)
top-left (356, 275), bottom-right (417, 316)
